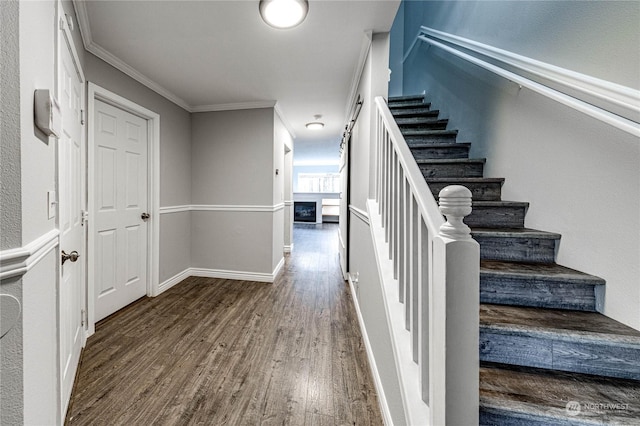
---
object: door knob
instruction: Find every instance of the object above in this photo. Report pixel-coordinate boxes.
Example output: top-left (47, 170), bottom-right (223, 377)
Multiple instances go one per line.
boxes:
top-left (141, 212), bottom-right (150, 221)
top-left (61, 250), bottom-right (79, 265)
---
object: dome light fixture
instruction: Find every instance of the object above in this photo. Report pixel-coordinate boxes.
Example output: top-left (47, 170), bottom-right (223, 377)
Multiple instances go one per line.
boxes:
top-left (259, 0), bottom-right (309, 29)
top-left (306, 114), bottom-right (324, 130)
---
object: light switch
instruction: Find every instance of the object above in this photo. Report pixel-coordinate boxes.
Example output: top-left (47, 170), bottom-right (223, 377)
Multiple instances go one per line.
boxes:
top-left (47, 191), bottom-right (57, 219)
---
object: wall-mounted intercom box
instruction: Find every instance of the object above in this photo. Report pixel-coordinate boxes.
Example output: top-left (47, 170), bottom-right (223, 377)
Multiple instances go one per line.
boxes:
top-left (34, 89), bottom-right (62, 138)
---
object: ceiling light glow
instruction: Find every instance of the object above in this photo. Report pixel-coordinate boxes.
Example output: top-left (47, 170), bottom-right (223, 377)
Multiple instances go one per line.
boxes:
top-left (306, 122), bottom-right (324, 130)
top-left (260, 0), bottom-right (309, 29)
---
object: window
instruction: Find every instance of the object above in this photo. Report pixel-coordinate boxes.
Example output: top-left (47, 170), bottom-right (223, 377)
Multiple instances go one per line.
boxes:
top-left (298, 173), bottom-right (340, 193)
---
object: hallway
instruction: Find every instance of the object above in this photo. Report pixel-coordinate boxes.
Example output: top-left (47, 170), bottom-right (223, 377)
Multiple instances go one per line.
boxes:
top-left (66, 224), bottom-right (383, 425)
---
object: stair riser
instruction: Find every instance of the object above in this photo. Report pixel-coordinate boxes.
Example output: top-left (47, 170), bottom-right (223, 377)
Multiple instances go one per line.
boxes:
top-left (419, 163), bottom-right (484, 178)
top-left (390, 108), bottom-right (438, 118)
top-left (397, 121), bottom-right (448, 131)
top-left (473, 236), bottom-right (557, 263)
top-left (410, 146), bottom-right (470, 160)
top-left (429, 182), bottom-right (503, 201)
top-left (405, 134), bottom-right (458, 144)
top-left (480, 275), bottom-right (601, 311)
top-left (479, 330), bottom-right (640, 380)
top-left (464, 206), bottom-right (526, 228)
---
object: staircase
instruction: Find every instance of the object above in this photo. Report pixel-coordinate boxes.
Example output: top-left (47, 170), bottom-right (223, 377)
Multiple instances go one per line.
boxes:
top-left (388, 95), bottom-right (640, 425)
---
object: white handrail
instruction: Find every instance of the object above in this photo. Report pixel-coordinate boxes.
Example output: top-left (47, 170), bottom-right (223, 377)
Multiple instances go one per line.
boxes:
top-left (410, 28), bottom-right (640, 138)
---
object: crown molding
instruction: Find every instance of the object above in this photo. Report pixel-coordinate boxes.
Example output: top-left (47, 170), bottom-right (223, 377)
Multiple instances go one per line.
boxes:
top-left (191, 100), bottom-right (277, 113)
top-left (72, 1), bottom-right (300, 136)
top-left (274, 102), bottom-right (297, 139)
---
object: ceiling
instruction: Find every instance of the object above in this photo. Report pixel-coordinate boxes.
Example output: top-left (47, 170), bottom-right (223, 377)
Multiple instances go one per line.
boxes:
top-left (74, 0), bottom-right (401, 145)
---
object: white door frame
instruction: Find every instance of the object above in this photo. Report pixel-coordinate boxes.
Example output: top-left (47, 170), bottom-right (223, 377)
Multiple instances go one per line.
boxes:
top-left (56, 3), bottom-right (86, 421)
top-left (87, 82), bottom-right (160, 336)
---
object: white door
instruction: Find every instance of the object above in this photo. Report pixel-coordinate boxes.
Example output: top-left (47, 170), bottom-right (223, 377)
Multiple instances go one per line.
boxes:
top-left (58, 15), bottom-right (85, 416)
top-left (339, 136), bottom-right (350, 279)
top-left (93, 100), bottom-right (149, 321)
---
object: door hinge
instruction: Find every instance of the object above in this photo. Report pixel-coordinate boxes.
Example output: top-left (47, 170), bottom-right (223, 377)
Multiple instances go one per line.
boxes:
top-left (80, 109), bottom-right (85, 125)
top-left (81, 309), bottom-right (86, 327)
top-left (81, 210), bottom-right (89, 226)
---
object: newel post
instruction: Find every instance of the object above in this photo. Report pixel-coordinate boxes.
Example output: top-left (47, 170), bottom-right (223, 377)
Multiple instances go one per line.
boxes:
top-left (432, 185), bottom-right (479, 425)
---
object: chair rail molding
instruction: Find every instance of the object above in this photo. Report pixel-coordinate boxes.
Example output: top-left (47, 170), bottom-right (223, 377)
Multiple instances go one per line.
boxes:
top-left (159, 204), bottom-right (286, 214)
top-left (406, 26), bottom-right (640, 137)
top-left (0, 229), bottom-right (60, 280)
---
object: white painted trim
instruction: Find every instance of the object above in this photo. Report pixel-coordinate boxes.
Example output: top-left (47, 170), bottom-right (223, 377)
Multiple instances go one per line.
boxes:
top-left (0, 230), bottom-right (60, 280)
top-left (191, 266), bottom-right (279, 283)
top-left (412, 27), bottom-right (640, 137)
top-left (73, 1), bottom-right (191, 112)
top-left (157, 268), bottom-right (191, 296)
top-left (156, 258), bottom-right (284, 297)
top-left (284, 200), bottom-right (294, 206)
top-left (272, 257), bottom-right (285, 280)
top-left (347, 274), bottom-right (393, 426)
top-left (274, 102), bottom-right (297, 139)
top-left (419, 26), bottom-right (640, 123)
top-left (87, 82), bottom-right (161, 335)
top-left (344, 30), bottom-right (373, 125)
top-left (74, 0), bottom-right (297, 136)
top-left (367, 200), bottom-right (430, 425)
top-left (283, 244), bottom-right (294, 253)
top-left (191, 100), bottom-right (276, 113)
top-left (159, 204), bottom-right (286, 214)
top-left (159, 205), bottom-right (191, 214)
top-left (349, 204), bottom-right (370, 226)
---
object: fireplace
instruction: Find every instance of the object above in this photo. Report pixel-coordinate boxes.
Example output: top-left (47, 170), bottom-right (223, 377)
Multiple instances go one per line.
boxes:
top-left (294, 201), bottom-right (316, 222)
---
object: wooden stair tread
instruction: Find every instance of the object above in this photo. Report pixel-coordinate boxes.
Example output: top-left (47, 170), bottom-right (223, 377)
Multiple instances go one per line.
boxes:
top-left (480, 304), bottom-right (640, 343)
top-left (388, 95), bottom-right (426, 102)
top-left (480, 260), bottom-right (605, 285)
top-left (426, 177), bottom-right (505, 183)
top-left (471, 228), bottom-right (561, 239)
top-left (409, 142), bottom-right (471, 149)
top-left (416, 158), bottom-right (486, 164)
top-left (396, 117), bottom-right (448, 125)
top-left (480, 363), bottom-right (640, 424)
top-left (388, 101), bottom-right (429, 109)
top-left (473, 201), bottom-right (529, 207)
top-left (390, 108), bottom-right (439, 117)
top-left (402, 128), bottom-right (458, 136)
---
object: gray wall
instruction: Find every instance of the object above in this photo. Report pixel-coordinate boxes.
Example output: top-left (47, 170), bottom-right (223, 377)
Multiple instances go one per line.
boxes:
top-left (347, 32), bottom-right (407, 425)
top-left (84, 54), bottom-right (193, 284)
top-left (397, 0), bottom-right (640, 330)
top-left (191, 109), bottom-right (280, 275)
top-left (0, 1), bottom-right (24, 423)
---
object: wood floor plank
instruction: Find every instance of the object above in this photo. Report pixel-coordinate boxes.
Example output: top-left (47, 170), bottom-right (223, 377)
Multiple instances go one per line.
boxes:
top-left (66, 223), bottom-right (382, 426)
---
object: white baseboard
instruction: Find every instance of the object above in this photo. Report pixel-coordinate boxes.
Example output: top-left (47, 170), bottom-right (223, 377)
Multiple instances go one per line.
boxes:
top-left (156, 260), bottom-right (285, 296)
top-left (348, 275), bottom-right (394, 426)
top-left (157, 268), bottom-right (192, 295)
top-left (284, 243), bottom-right (294, 253)
top-left (272, 257), bottom-right (285, 280)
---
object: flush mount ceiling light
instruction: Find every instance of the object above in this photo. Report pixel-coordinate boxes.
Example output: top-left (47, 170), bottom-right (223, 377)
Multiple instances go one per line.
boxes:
top-left (259, 0), bottom-right (309, 29)
top-left (306, 114), bottom-right (324, 130)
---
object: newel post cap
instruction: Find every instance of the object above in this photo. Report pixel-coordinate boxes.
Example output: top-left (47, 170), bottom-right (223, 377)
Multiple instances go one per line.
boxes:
top-left (438, 185), bottom-right (473, 240)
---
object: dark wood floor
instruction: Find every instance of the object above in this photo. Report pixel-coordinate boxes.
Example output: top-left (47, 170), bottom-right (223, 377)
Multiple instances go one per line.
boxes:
top-left (66, 223), bottom-right (383, 425)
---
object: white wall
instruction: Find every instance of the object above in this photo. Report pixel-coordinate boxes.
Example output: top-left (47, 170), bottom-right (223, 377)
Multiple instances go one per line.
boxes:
top-left (346, 32), bottom-right (407, 426)
top-left (0, 0), bottom-right (23, 422)
top-left (18, 1), bottom-right (59, 422)
top-left (400, 0), bottom-right (640, 329)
